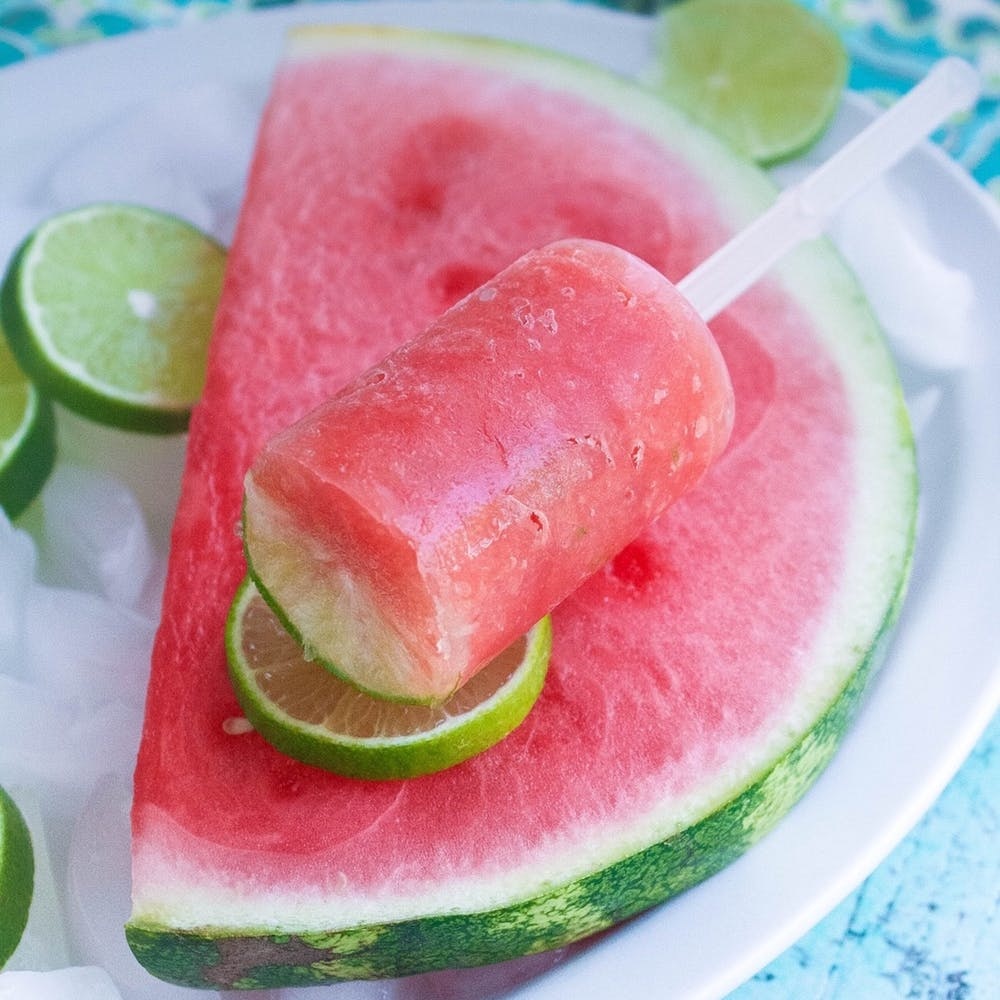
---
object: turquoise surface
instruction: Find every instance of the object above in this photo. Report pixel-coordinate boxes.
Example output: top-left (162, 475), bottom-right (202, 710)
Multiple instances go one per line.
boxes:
top-left (2, 0), bottom-right (997, 996)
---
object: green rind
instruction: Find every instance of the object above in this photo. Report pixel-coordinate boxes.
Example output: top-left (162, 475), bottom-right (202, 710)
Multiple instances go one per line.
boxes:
top-left (125, 554), bottom-right (911, 988)
top-left (0, 383), bottom-right (55, 519)
top-left (224, 576), bottom-right (553, 780)
top-left (0, 786), bottom-right (35, 969)
top-left (0, 205), bottom-right (225, 435)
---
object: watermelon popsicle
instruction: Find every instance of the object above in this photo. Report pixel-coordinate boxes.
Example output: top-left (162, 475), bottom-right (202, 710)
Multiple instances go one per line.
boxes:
top-left (243, 238), bottom-right (733, 704)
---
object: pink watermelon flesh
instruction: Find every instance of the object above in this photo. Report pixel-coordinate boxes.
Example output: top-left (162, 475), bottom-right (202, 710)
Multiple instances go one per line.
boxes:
top-left (243, 238), bottom-right (734, 704)
top-left (128, 30), bottom-right (911, 986)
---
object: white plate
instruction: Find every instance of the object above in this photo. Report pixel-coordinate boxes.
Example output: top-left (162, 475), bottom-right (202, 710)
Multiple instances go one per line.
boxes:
top-left (1, 3), bottom-right (998, 998)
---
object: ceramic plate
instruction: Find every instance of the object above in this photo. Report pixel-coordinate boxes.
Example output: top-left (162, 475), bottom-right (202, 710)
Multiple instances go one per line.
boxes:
top-left (1, 4), bottom-right (998, 998)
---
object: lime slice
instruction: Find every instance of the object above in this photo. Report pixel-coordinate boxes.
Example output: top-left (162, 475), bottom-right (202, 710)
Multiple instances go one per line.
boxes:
top-left (0, 203), bottom-right (226, 433)
top-left (226, 576), bottom-right (552, 780)
top-left (652, 0), bottom-right (848, 165)
top-left (0, 332), bottom-right (55, 518)
top-left (0, 786), bottom-right (34, 969)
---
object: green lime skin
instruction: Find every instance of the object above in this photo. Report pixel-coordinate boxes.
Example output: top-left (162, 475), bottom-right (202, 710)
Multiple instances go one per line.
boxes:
top-left (0, 381), bottom-right (55, 520)
top-left (0, 786), bottom-right (34, 969)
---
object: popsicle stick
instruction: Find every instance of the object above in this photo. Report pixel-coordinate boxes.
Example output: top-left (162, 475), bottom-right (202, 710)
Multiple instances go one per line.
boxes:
top-left (678, 57), bottom-right (981, 321)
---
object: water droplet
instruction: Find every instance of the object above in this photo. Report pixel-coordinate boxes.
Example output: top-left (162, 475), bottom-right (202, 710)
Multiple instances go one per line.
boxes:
top-left (222, 716), bottom-right (254, 736)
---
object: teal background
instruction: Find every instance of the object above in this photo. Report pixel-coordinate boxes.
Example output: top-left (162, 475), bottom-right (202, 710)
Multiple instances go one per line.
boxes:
top-left (1, 0), bottom-right (999, 201)
top-left (2, 1), bottom-right (997, 996)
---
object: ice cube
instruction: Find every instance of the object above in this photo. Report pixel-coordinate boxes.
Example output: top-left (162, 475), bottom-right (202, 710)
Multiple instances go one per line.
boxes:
top-left (0, 675), bottom-right (77, 790)
top-left (0, 674), bottom-right (140, 827)
top-left (0, 966), bottom-right (123, 999)
top-left (46, 81), bottom-right (260, 243)
top-left (53, 409), bottom-right (186, 555)
top-left (24, 584), bottom-right (155, 710)
top-left (0, 513), bottom-right (37, 679)
top-left (904, 383), bottom-right (944, 441)
top-left (65, 778), bottom-right (207, 1000)
top-left (36, 467), bottom-right (157, 612)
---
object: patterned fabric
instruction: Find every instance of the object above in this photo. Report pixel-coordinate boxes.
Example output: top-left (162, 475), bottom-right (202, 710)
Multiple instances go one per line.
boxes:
top-left (2, 0), bottom-right (998, 196)
top-left (810, 0), bottom-right (1000, 195)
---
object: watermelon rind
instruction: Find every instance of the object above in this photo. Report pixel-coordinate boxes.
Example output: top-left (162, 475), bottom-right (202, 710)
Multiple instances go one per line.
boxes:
top-left (126, 23), bottom-right (917, 990)
top-left (126, 604), bottom-right (907, 988)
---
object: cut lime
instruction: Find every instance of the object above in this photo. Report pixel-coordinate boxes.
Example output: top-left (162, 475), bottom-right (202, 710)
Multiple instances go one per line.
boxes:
top-left (651, 0), bottom-right (848, 165)
top-left (226, 576), bottom-right (552, 780)
top-left (0, 331), bottom-right (55, 519)
top-left (0, 786), bottom-right (34, 969)
top-left (0, 203), bottom-right (226, 434)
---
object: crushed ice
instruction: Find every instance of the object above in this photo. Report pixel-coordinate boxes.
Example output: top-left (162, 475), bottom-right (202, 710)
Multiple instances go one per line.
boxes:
top-left (0, 71), bottom-right (265, 998)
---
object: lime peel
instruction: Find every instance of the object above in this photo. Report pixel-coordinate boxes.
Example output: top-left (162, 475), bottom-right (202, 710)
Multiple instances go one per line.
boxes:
top-left (225, 577), bottom-right (552, 780)
top-left (0, 785), bottom-right (34, 969)
top-left (0, 333), bottom-right (55, 518)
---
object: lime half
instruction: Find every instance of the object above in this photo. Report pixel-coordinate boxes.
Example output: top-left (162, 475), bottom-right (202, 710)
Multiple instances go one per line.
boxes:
top-left (0, 786), bottom-right (34, 969)
top-left (0, 204), bottom-right (226, 433)
top-left (0, 332), bottom-right (55, 519)
top-left (652, 0), bottom-right (848, 165)
top-left (226, 577), bottom-right (552, 780)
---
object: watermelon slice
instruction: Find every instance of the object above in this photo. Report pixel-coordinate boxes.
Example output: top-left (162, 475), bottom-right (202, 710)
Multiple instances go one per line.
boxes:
top-left (127, 26), bottom-right (916, 989)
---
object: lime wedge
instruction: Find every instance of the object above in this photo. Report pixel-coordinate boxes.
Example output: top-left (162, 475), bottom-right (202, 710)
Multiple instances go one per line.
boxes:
top-left (226, 577), bottom-right (552, 780)
top-left (652, 0), bottom-right (848, 165)
top-left (0, 331), bottom-right (55, 519)
top-left (0, 204), bottom-right (226, 433)
top-left (0, 786), bottom-right (34, 969)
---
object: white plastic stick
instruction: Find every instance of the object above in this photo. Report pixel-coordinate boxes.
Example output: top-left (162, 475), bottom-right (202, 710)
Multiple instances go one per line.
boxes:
top-left (678, 57), bottom-right (980, 320)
